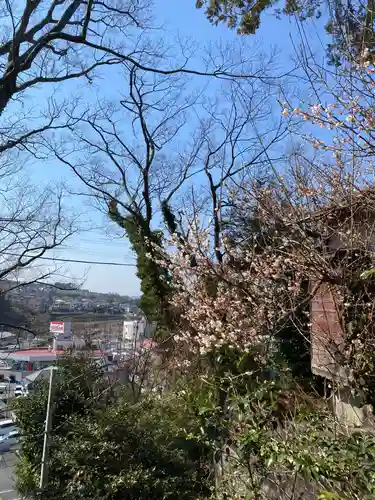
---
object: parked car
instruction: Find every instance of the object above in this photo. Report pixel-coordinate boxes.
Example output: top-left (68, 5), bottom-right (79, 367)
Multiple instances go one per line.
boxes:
top-left (2, 345), bottom-right (18, 351)
top-left (14, 385), bottom-right (27, 397)
top-left (0, 430), bottom-right (21, 452)
top-left (0, 419), bottom-right (16, 436)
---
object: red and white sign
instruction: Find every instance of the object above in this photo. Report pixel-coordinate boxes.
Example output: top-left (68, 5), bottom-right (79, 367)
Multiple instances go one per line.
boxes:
top-left (50, 321), bottom-right (72, 336)
top-left (50, 321), bottom-right (64, 333)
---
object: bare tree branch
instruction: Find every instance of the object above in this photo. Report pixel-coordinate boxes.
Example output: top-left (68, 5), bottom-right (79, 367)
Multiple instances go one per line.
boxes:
top-left (0, 0), bottom-right (294, 119)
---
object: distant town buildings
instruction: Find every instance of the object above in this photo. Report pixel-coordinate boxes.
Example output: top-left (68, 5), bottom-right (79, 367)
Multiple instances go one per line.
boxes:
top-left (122, 319), bottom-right (155, 348)
top-left (1, 280), bottom-right (140, 316)
top-left (0, 315), bottom-right (155, 378)
top-left (0, 347), bottom-right (113, 374)
top-left (0, 331), bottom-right (17, 348)
top-left (0, 281), bottom-right (151, 383)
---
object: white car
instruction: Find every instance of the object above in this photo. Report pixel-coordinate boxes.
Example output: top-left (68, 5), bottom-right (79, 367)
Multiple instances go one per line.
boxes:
top-left (0, 419), bottom-right (16, 436)
top-left (0, 430), bottom-right (20, 452)
top-left (14, 385), bottom-right (27, 397)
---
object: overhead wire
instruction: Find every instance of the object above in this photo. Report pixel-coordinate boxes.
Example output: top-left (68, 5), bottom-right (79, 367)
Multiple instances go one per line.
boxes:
top-left (1, 252), bottom-right (136, 267)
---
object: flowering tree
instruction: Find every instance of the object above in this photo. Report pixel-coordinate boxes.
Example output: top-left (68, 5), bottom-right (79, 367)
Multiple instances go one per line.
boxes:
top-left (54, 55), bottom-right (287, 341)
top-left (160, 47), bottom-right (375, 388)
top-left (153, 37), bottom-right (375, 393)
top-left (278, 47), bottom-right (375, 397)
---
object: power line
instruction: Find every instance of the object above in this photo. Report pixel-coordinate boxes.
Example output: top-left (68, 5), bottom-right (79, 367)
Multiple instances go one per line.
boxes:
top-left (62, 241), bottom-right (129, 249)
top-left (2, 252), bottom-right (136, 267)
top-left (59, 246), bottom-right (133, 258)
top-left (60, 243), bottom-right (134, 255)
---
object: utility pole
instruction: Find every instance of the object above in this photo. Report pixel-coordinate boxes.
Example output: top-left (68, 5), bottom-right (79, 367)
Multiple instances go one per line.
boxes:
top-left (39, 367), bottom-right (54, 492)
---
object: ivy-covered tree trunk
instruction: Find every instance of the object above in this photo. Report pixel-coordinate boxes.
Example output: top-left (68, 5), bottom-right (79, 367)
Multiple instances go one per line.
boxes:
top-left (108, 200), bottom-right (173, 339)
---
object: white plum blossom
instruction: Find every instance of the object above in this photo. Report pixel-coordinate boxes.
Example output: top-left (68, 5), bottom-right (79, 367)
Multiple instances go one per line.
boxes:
top-left (311, 103), bottom-right (322, 117)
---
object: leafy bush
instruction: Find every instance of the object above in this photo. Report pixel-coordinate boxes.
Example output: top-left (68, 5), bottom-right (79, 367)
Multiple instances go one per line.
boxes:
top-left (51, 395), bottom-right (211, 500)
top-left (14, 358), bottom-right (211, 500)
top-left (180, 365), bottom-right (375, 500)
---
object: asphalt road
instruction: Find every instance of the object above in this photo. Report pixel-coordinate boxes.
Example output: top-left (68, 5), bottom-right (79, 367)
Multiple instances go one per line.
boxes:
top-left (0, 452), bottom-right (19, 500)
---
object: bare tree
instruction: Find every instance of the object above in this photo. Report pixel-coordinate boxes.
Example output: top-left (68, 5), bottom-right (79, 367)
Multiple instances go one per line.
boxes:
top-left (50, 54), bottom-right (287, 230)
top-left (0, 172), bottom-right (78, 335)
top-left (0, 0), bottom-right (152, 334)
top-left (0, 0), bottom-right (147, 173)
top-left (0, 3), bottom-right (289, 297)
top-left (39, 49), bottom-right (290, 338)
top-left (0, 0), bottom-right (289, 116)
top-left (0, 186), bottom-right (75, 281)
top-left (0, 1), bottom-right (292, 165)
top-left (178, 79), bottom-right (290, 264)
top-left (0, 1), bottom-right (297, 193)
top-left (0, 3), bottom-right (287, 287)
top-left (51, 67), bottom-right (199, 223)
top-left (0, 0), bottom-right (151, 114)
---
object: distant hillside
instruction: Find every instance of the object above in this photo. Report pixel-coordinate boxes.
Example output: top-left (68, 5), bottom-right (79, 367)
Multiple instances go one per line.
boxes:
top-left (0, 295), bottom-right (28, 329)
top-left (52, 282), bottom-right (139, 301)
top-left (0, 280), bottom-right (141, 316)
top-left (0, 280), bottom-right (139, 302)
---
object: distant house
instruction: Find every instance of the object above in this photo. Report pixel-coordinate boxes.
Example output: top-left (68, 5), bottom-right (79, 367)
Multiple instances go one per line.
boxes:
top-left (308, 189), bottom-right (375, 382)
top-left (0, 331), bottom-right (17, 347)
top-left (310, 281), bottom-right (346, 382)
top-left (122, 318), bottom-right (155, 347)
top-left (0, 346), bottom-right (112, 373)
top-left (307, 189), bottom-right (375, 425)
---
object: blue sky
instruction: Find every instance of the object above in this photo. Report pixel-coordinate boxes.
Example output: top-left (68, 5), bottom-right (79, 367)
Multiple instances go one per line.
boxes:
top-left (15, 1), bottom-right (327, 296)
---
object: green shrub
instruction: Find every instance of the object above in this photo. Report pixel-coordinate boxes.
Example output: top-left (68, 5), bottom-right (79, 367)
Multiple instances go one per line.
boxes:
top-left (14, 359), bottom-right (211, 500)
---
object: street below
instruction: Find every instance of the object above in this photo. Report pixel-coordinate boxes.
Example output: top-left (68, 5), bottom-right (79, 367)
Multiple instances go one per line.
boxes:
top-left (0, 452), bottom-right (18, 500)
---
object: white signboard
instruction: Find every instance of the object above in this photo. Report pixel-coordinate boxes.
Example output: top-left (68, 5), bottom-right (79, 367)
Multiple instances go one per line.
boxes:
top-left (50, 321), bottom-right (64, 334)
top-left (50, 321), bottom-right (72, 337)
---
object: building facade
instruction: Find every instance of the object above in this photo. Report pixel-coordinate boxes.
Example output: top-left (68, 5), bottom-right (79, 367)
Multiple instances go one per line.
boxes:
top-left (122, 318), bottom-right (154, 347)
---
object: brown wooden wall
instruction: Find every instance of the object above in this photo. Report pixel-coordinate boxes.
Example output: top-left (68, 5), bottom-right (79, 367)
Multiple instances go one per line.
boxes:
top-left (310, 281), bottom-right (346, 381)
